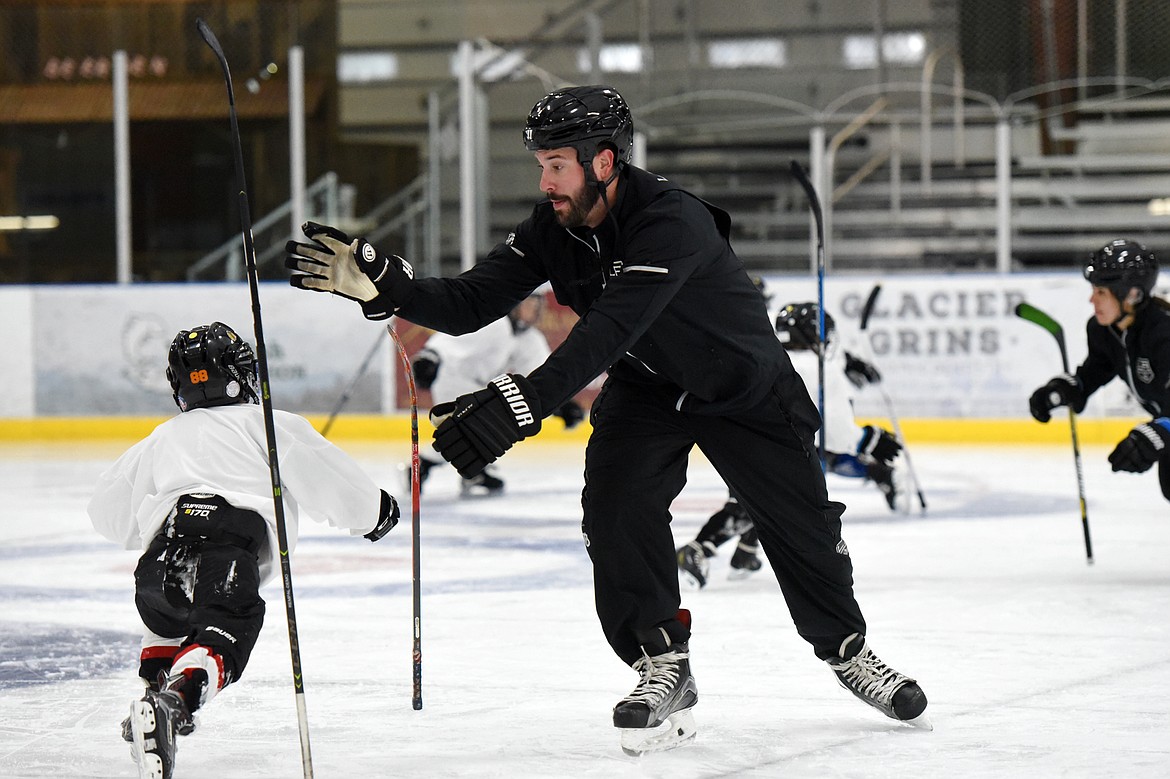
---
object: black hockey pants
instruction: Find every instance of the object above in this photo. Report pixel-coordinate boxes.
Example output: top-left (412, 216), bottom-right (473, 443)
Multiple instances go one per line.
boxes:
top-left (582, 372), bottom-right (866, 666)
top-left (134, 494), bottom-right (267, 686)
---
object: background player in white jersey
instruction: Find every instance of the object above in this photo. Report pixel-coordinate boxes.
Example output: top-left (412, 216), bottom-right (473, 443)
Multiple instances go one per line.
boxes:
top-left (410, 292), bottom-right (585, 495)
top-left (677, 301), bottom-right (901, 589)
top-left (88, 322), bottom-right (400, 779)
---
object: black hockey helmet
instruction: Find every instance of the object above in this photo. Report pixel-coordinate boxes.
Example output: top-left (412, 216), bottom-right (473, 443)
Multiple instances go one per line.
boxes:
top-left (1083, 239), bottom-right (1159, 304)
top-left (166, 322), bottom-right (259, 412)
top-left (523, 85), bottom-right (634, 169)
top-left (749, 275), bottom-right (773, 307)
top-left (775, 302), bottom-right (835, 353)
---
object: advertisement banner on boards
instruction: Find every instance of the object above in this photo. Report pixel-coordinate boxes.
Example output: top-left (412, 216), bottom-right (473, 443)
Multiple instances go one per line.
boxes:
top-left (18, 271), bottom-right (1165, 418)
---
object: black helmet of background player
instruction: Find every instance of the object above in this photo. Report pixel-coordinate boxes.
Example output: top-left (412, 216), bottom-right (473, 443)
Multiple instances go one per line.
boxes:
top-left (523, 85), bottom-right (634, 176)
top-left (166, 322), bottom-right (259, 412)
top-left (775, 302), bottom-right (835, 354)
top-left (1083, 239), bottom-right (1159, 307)
top-left (750, 276), bottom-right (772, 306)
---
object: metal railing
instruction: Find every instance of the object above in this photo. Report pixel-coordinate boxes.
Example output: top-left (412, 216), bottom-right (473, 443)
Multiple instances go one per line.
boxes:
top-left (186, 171), bottom-right (345, 281)
top-left (364, 173), bottom-right (432, 277)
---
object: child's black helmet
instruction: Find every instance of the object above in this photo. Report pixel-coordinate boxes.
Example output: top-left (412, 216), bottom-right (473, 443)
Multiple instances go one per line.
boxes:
top-left (1084, 239), bottom-right (1159, 304)
top-left (166, 322), bottom-right (259, 412)
top-left (523, 85), bottom-right (633, 169)
top-left (775, 302), bottom-right (835, 354)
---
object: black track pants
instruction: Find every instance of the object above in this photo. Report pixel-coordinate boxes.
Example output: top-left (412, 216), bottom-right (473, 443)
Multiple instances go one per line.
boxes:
top-left (582, 374), bottom-right (866, 666)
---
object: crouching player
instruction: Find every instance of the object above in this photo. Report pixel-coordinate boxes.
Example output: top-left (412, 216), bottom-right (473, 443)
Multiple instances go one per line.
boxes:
top-left (88, 322), bottom-right (400, 779)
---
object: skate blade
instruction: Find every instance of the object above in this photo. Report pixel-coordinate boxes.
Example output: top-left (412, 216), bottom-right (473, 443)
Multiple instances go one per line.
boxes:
top-left (678, 571), bottom-right (705, 591)
top-left (726, 566), bottom-right (760, 581)
top-left (902, 711), bottom-right (933, 731)
top-left (619, 708), bottom-right (697, 756)
top-left (458, 487), bottom-right (504, 500)
top-left (129, 700), bottom-right (165, 779)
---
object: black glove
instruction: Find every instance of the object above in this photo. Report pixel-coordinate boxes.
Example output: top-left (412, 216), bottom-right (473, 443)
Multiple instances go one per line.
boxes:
top-left (412, 348), bottom-right (440, 391)
top-left (1028, 373), bottom-right (1084, 423)
top-left (364, 490), bottom-right (400, 542)
top-left (556, 401), bottom-right (585, 430)
top-left (857, 425), bottom-right (902, 465)
top-left (1108, 418), bottom-right (1170, 473)
top-left (844, 352), bottom-right (881, 388)
top-left (431, 373), bottom-right (542, 478)
top-left (285, 221), bottom-right (415, 315)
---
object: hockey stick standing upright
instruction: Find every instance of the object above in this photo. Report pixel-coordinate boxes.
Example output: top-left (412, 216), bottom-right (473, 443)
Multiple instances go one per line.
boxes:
top-left (859, 284), bottom-right (928, 511)
top-left (386, 321), bottom-right (423, 710)
top-left (320, 330), bottom-right (386, 438)
top-left (1015, 301), bottom-right (1093, 564)
top-left (790, 160), bottom-right (827, 464)
top-left (196, 19), bottom-right (315, 776)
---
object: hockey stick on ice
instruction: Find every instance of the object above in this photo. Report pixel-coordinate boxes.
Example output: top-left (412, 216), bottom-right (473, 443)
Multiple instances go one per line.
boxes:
top-left (1015, 301), bottom-right (1093, 564)
top-left (386, 321), bottom-right (423, 710)
top-left (859, 284), bottom-right (928, 511)
top-left (790, 160), bottom-right (827, 464)
top-left (196, 19), bottom-right (315, 775)
top-left (320, 330), bottom-right (386, 438)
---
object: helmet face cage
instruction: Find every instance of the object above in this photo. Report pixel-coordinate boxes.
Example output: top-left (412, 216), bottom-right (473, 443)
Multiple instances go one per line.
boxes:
top-left (775, 302), bottom-right (835, 353)
top-left (166, 322), bottom-right (259, 412)
top-left (1084, 239), bottom-right (1159, 303)
top-left (523, 85), bottom-right (634, 170)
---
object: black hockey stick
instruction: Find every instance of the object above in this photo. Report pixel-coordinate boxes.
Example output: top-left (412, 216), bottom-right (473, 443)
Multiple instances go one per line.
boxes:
top-left (1015, 301), bottom-right (1093, 564)
top-left (790, 160), bottom-right (827, 464)
top-left (859, 284), bottom-right (928, 511)
top-left (320, 330), bottom-right (386, 438)
top-left (196, 19), bottom-right (315, 775)
top-left (387, 322), bottom-right (423, 710)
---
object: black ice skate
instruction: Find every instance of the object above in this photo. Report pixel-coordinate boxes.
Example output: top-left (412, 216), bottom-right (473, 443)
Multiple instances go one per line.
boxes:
top-left (401, 456), bottom-right (440, 495)
top-left (826, 633), bottom-right (931, 729)
top-left (613, 641), bottom-right (698, 755)
top-left (128, 686), bottom-right (194, 779)
top-left (676, 541), bottom-right (712, 590)
top-left (459, 466), bottom-right (504, 497)
top-left (865, 461), bottom-right (899, 511)
top-left (727, 540), bottom-right (762, 580)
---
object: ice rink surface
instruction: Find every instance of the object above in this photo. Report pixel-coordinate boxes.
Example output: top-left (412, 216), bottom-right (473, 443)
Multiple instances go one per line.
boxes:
top-left (1, 437), bottom-right (1169, 778)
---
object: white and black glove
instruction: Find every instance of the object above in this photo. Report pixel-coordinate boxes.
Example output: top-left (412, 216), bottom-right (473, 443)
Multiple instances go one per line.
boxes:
top-left (1028, 373), bottom-right (1085, 423)
top-left (431, 374), bottom-right (542, 478)
top-left (556, 401), bottom-right (585, 430)
top-left (364, 490), bottom-right (400, 542)
top-left (1108, 418), bottom-right (1170, 473)
top-left (844, 352), bottom-right (881, 388)
top-left (857, 425), bottom-right (902, 466)
top-left (285, 221), bottom-right (415, 315)
top-left (412, 348), bottom-right (440, 391)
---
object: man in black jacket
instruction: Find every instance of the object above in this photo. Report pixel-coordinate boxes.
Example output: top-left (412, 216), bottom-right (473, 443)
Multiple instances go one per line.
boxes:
top-left (1031, 239), bottom-right (1170, 498)
top-left (286, 85), bottom-right (928, 753)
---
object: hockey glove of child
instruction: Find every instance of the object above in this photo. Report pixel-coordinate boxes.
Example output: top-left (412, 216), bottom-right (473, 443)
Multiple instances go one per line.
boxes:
top-left (285, 221), bottom-right (415, 316)
top-left (1028, 373), bottom-right (1084, 423)
top-left (1108, 418), bottom-right (1170, 473)
top-left (411, 348), bottom-right (440, 391)
top-left (556, 401), bottom-right (586, 430)
top-left (844, 352), bottom-right (882, 388)
top-left (858, 425), bottom-right (902, 465)
top-left (430, 373), bottom-right (542, 478)
top-left (364, 490), bottom-right (400, 542)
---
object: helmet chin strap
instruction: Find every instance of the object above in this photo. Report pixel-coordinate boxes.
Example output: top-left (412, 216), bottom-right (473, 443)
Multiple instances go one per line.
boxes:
top-left (581, 158), bottom-right (621, 232)
top-left (1111, 288), bottom-right (1143, 328)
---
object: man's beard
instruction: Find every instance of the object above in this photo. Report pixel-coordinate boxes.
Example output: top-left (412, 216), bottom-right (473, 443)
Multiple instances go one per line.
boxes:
top-left (550, 182), bottom-right (601, 228)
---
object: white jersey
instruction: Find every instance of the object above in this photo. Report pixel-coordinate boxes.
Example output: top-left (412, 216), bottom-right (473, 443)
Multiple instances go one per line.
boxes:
top-left (87, 404), bottom-right (382, 585)
top-left (786, 342), bottom-right (860, 455)
top-left (426, 318), bottom-right (551, 403)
